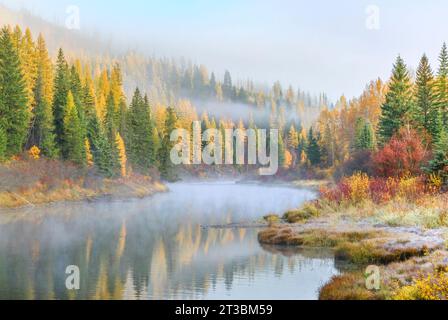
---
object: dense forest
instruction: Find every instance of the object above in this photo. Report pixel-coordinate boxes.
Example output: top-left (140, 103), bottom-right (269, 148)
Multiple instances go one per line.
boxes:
top-left (0, 25), bottom-right (329, 181)
top-left (1, 23), bottom-right (448, 187)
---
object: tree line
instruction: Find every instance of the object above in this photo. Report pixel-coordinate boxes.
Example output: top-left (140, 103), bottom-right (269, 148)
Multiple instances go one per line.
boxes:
top-left (297, 44), bottom-right (448, 183)
top-left (0, 25), bottom-right (310, 179)
top-left (0, 26), bottom-right (180, 179)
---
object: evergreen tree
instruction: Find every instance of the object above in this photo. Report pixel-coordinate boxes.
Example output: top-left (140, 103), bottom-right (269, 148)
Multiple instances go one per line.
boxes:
top-left (151, 127), bottom-right (161, 166)
top-left (297, 137), bottom-right (307, 164)
top-left (435, 43), bottom-right (448, 128)
top-left (0, 27), bottom-right (29, 157)
top-left (278, 132), bottom-right (286, 168)
top-left (209, 72), bottom-right (217, 97)
top-left (306, 127), bottom-right (321, 166)
top-left (63, 91), bottom-right (85, 165)
top-left (126, 89), bottom-right (153, 170)
top-left (88, 112), bottom-right (117, 177)
top-left (53, 48), bottom-right (70, 148)
top-left (321, 123), bottom-right (335, 167)
top-left (159, 106), bottom-right (178, 180)
top-left (70, 64), bottom-right (87, 140)
top-left (223, 70), bottom-right (232, 99)
top-left (30, 68), bottom-right (58, 158)
top-left (425, 128), bottom-right (448, 185)
top-left (378, 56), bottom-right (414, 144)
top-left (413, 54), bottom-right (440, 140)
top-left (355, 118), bottom-right (374, 151)
top-left (82, 78), bottom-right (97, 124)
top-left (105, 93), bottom-right (117, 141)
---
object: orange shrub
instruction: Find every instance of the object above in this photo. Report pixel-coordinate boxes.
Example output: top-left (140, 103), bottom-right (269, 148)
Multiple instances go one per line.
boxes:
top-left (321, 173), bottom-right (428, 205)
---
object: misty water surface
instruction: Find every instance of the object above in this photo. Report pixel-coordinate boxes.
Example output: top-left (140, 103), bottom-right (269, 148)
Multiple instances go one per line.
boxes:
top-left (0, 182), bottom-right (339, 300)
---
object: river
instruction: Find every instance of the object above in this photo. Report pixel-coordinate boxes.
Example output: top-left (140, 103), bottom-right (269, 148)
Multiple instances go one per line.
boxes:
top-left (0, 182), bottom-right (339, 300)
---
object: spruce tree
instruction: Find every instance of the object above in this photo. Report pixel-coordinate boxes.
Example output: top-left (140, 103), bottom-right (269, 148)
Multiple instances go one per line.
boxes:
top-left (378, 56), bottom-right (414, 144)
top-left (425, 128), bottom-right (448, 184)
top-left (0, 27), bottom-right (29, 157)
top-left (158, 106), bottom-right (178, 180)
top-left (435, 43), bottom-right (448, 128)
top-left (70, 64), bottom-right (87, 141)
top-left (53, 48), bottom-right (70, 148)
top-left (278, 132), bottom-right (286, 168)
top-left (63, 91), bottom-right (85, 165)
top-left (355, 118), bottom-right (374, 151)
top-left (82, 80), bottom-right (97, 125)
top-left (105, 93), bottom-right (117, 141)
top-left (306, 127), bottom-right (321, 166)
top-left (413, 54), bottom-right (439, 140)
top-left (321, 123), bottom-right (334, 167)
top-left (31, 69), bottom-right (58, 158)
top-left (223, 70), bottom-right (232, 99)
top-left (151, 127), bottom-right (161, 166)
top-left (126, 89), bottom-right (153, 170)
top-left (88, 112), bottom-right (117, 177)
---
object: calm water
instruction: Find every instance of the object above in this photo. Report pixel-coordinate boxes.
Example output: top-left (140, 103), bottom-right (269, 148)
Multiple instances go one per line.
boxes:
top-left (0, 182), bottom-right (339, 300)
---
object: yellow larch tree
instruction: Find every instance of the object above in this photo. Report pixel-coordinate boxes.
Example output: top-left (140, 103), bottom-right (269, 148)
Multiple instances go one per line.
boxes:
top-left (85, 139), bottom-right (94, 167)
top-left (115, 133), bottom-right (127, 177)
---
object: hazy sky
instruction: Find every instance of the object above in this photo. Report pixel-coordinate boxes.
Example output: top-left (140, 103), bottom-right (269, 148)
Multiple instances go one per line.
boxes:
top-left (2, 0), bottom-right (448, 100)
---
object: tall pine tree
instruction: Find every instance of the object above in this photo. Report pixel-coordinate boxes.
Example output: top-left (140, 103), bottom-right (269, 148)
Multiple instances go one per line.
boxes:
top-left (435, 43), bottom-right (448, 129)
top-left (53, 48), bottom-right (70, 148)
top-left (126, 89), bottom-right (153, 171)
top-left (0, 27), bottom-right (29, 157)
top-left (159, 106), bottom-right (178, 180)
top-left (306, 127), bottom-right (321, 166)
top-left (63, 91), bottom-right (85, 165)
top-left (30, 67), bottom-right (58, 158)
top-left (413, 54), bottom-right (439, 140)
top-left (354, 118), bottom-right (374, 151)
top-left (378, 56), bottom-right (413, 144)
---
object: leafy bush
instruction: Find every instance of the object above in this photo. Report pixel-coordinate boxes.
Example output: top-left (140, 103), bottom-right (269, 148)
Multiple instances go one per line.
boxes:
top-left (263, 214), bottom-right (281, 225)
top-left (321, 172), bottom-right (427, 205)
top-left (393, 269), bottom-right (448, 300)
top-left (372, 127), bottom-right (428, 178)
top-left (283, 203), bottom-right (320, 223)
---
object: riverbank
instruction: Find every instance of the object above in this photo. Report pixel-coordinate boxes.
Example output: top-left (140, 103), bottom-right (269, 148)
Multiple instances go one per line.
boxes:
top-left (259, 219), bottom-right (448, 299)
top-left (0, 159), bottom-right (167, 210)
top-left (258, 175), bottom-right (448, 300)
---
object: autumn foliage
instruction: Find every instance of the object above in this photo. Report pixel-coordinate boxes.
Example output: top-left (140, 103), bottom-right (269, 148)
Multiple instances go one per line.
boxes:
top-left (320, 172), bottom-right (427, 205)
top-left (372, 127), bottom-right (428, 178)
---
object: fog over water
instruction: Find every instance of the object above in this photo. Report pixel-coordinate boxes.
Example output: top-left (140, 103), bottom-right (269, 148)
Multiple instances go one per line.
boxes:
top-left (0, 182), bottom-right (339, 300)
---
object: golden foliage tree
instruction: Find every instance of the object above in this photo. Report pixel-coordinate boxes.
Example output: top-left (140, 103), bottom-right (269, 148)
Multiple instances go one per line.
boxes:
top-left (115, 133), bottom-right (127, 177)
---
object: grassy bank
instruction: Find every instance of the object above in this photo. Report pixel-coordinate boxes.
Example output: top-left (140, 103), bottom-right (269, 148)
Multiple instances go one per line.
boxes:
top-left (0, 159), bottom-right (167, 209)
top-left (258, 173), bottom-right (448, 300)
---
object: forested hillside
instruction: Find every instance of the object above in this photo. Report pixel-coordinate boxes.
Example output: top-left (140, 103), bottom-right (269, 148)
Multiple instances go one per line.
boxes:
top-left (0, 21), bottom-right (331, 183)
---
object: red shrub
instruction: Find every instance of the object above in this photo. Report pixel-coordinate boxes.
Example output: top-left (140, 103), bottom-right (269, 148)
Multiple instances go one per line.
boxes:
top-left (373, 127), bottom-right (428, 178)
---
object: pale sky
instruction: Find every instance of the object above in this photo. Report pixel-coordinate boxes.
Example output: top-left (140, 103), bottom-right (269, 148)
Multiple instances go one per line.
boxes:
top-left (1, 0), bottom-right (448, 100)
